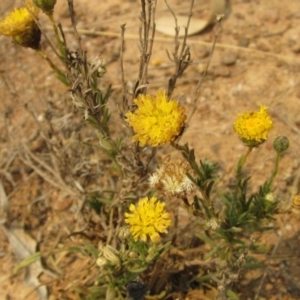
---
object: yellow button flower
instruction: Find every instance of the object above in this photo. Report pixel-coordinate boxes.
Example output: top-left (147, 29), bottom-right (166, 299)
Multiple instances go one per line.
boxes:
top-left (125, 196), bottom-right (171, 243)
top-left (0, 1), bottom-right (40, 49)
top-left (125, 91), bottom-right (186, 147)
top-left (234, 105), bottom-right (273, 147)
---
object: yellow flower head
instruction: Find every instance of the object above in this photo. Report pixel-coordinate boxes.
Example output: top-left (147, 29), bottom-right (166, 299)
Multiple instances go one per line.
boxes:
top-left (0, 1), bottom-right (40, 49)
top-left (125, 91), bottom-right (186, 147)
top-left (234, 105), bottom-right (273, 147)
top-left (125, 196), bottom-right (171, 243)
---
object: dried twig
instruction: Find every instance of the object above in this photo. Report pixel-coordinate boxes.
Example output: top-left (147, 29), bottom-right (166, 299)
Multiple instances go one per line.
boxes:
top-left (50, 26), bottom-right (299, 65)
top-left (164, 0), bottom-right (194, 98)
top-left (187, 14), bottom-right (224, 125)
top-left (20, 143), bottom-right (76, 196)
top-left (134, 0), bottom-right (157, 98)
top-left (67, 0), bottom-right (83, 57)
top-left (120, 24), bottom-right (127, 113)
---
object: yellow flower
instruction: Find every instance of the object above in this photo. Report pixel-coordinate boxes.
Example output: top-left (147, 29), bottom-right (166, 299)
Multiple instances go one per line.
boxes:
top-left (125, 91), bottom-right (186, 147)
top-left (125, 196), bottom-right (171, 243)
top-left (0, 1), bottom-right (40, 49)
top-left (234, 105), bottom-right (273, 147)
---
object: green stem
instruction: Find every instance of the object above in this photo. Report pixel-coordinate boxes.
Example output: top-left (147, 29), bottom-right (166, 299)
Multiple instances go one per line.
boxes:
top-left (36, 49), bottom-right (59, 73)
top-left (236, 146), bottom-right (253, 179)
top-left (48, 13), bottom-right (58, 35)
top-left (36, 50), bottom-right (69, 85)
top-left (47, 13), bottom-right (66, 59)
top-left (267, 151), bottom-right (281, 189)
top-left (111, 156), bottom-right (123, 177)
top-left (201, 189), bottom-right (216, 218)
top-left (47, 14), bottom-right (62, 46)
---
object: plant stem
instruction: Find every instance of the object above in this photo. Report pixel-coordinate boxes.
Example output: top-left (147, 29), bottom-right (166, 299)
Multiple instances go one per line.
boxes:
top-left (236, 146), bottom-right (253, 179)
top-left (266, 151), bottom-right (281, 189)
top-left (36, 49), bottom-right (60, 73)
top-left (47, 13), bottom-right (66, 58)
top-left (36, 49), bottom-right (70, 85)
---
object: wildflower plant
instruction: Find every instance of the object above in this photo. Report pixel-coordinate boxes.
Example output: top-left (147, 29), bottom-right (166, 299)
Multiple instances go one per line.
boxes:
top-left (3, 0), bottom-right (292, 299)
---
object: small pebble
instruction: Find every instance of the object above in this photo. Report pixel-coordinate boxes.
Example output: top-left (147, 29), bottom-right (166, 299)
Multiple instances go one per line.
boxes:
top-left (292, 42), bottom-right (300, 53)
top-left (221, 52), bottom-right (238, 66)
top-left (285, 224), bottom-right (292, 231)
top-left (256, 40), bottom-right (272, 52)
top-left (198, 47), bottom-right (210, 58)
top-left (265, 283), bottom-right (273, 291)
top-left (262, 9), bottom-right (279, 23)
top-left (197, 63), bottom-right (207, 74)
top-left (238, 37), bottom-right (250, 48)
top-left (151, 58), bottom-right (162, 66)
top-left (211, 65), bottom-right (231, 77)
top-left (51, 191), bottom-right (73, 211)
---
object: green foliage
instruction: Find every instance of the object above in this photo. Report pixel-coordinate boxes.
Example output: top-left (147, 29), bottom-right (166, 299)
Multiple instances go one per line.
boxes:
top-left (83, 241), bottom-right (99, 259)
top-left (87, 191), bottom-right (116, 213)
top-left (227, 289), bottom-right (240, 300)
top-left (175, 134), bottom-right (288, 295)
top-left (13, 252), bottom-right (41, 274)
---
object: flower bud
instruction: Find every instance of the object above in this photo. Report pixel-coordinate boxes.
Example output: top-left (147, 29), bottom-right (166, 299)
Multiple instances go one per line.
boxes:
top-left (229, 226), bottom-right (243, 233)
top-left (205, 218), bottom-right (220, 230)
top-left (292, 194), bottom-right (300, 213)
top-left (265, 193), bottom-right (275, 202)
top-left (33, 0), bottom-right (56, 14)
top-left (118, 226), bottom-right (130, 241)
top-left (103, 245), bottom-right (121, 267)
top-left (128, 251), bottom-right (139, 258)
top-left (273, 136), bottom-right (289, 153)
top-left (96, 257), bottom-right (107, 268)
top-left (90, 58), bottom-right (106, 77)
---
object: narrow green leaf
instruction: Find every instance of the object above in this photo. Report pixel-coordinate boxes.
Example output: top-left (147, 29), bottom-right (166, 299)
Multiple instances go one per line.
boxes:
top-left (203, 245), bottom-right (220, 260)
top-left (196, 233), bottom-right (216, 247)
top-left (83, 240), bottom-right (99, 258)
top-left (13, 252), bottom-right (41, 274)
top-left (227, 289), bottom-right (240, 300)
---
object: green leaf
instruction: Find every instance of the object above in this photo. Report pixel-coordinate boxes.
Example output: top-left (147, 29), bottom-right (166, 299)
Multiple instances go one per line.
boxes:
top-left (227, 289), bottom-right (240, 300)
top-left (127, 266), bottom-right (148, 273)
top-left (196, 233), bottom-right (216, 247)
top-left (204, 245), bottom-right (220, 260)
top-left (56, 71), bottom-right (70, 86)
top-left (196, 274), bottom-right (212, 282)
top-left (83, 240), bottom-right (99, 258)
top-left (13, 252), bottom-right (41, 274)
top-left (68, 246), bottom-right (86, 254)
top-left (157, 241), bottom-right (171, 254)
